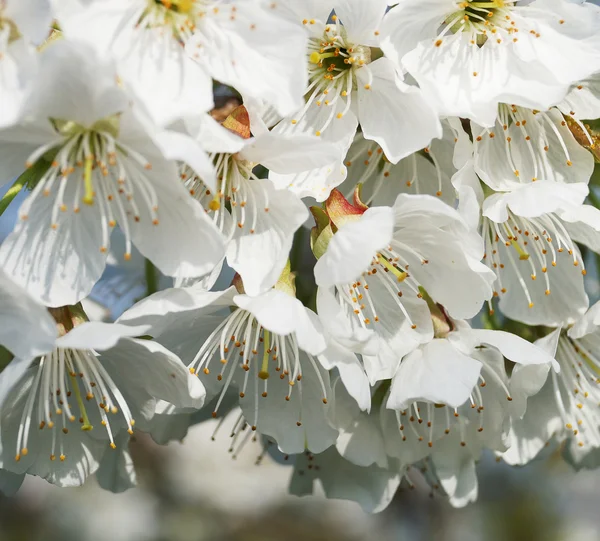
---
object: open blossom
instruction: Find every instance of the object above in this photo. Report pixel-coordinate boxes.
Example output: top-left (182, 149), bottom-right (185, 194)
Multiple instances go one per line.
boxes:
top-left (118, 268), bottom-right (339, 455)
top-left (269, 0), bottom-right (441, 201)
top-left (504, 303), bottom-right (600, 468)
top-left (181, 105), bottom-right (337, 295)
top-left (312, 189), bottom-right (495, 387)
top-left (57, 0), bottom-right (308, 126)
top-left (481, 181), bottom-right (600, 325)
top-left (381, 0), bottom-right (600, 126)
top-left (472, 103), bottom-right (595, 188)
top-left (0, 40), bottom-right (225, 306)
top-left (0, 307), bottom-right (204, 487)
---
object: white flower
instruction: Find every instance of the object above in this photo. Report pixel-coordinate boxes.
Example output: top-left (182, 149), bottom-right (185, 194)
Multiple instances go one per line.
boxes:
top-left (380, 0), bottom-right (600, 126)
top-left (387, 320), bottom-right (559, 413)
top-left (57, 0), bottom-right (308, 126)
top-left (472, 104), bottom-right (595, 189)
top-left (0, 314), bottom-right (204, 487)
top-left (118, 274), bottom-right (339, 455)
top-left (281, 0), bottom-right (441, 160)
top-left (504, 303), bottom-right (600, 467)
top-left (0, 40), bottom-right (225, 306)
top-left (182, 105), bottom-right (338, 296)
top-left (312, 190), bottom-right (495, 385)
top-left (0, 0), bottom-right (53, 127)
top-left (269, 0), bottom-right (442, 201)
top-left (481, 181), bottom-right (600, 325)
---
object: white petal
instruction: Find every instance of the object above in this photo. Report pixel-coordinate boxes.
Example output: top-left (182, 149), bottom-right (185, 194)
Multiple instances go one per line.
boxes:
top-left (239, 132), bottom-right (340, 174)
top-left (356, 58), bottom-right (441, 163)
top-left (387, 339), bottom-right (482, 410)
top-left (240, 352), bottom-right (338, 454)
top-left (55, 321), bottom-right (149, 351)
top-left (468, 329), bottom-right (559, 371)
top-left (560, 204), bottom-right (600, 254)
top-left (379, 0), bottom-right (451, 66)
top-left (495, 238), bottom-right (588, 326)
top-left (126, 174), bottom-right (226, 281)
top-left (188, 3), bottom-right (307, 117)
top-left (117, 286), bottom-right (237, 337)
top-left (319, 341), bottom-right (371, 412)
top-left (314, 206), bottom-right (394, 287)
top-left (431, 437), bottom-right (478, 508)
top-left (569, 301), bottom-right (600, 339)
top-left (101, 337), bottom-right (205, 409)
top-left (226, 178), bottom-right (308, 296)
top-left (335, 0), bottom-right (388, 45)
top-left (153, 129), bottom-right (217, 191)
top-left (0, 267), bottom-right (56, 360)
top-left (5, 0), bottom-right (53, 43)
top-left (482, 182), bottom-right (588, 222)
top-left (95, 431), bottom-right (136, 493)
top-left (289, 447), bottom-right (401, 513)
top-left (0, 184), bottom-right (109, 307)
top-left (0, 40), bottom-right (38, 128)
top-left (233, 290), bottom-right (327, 355)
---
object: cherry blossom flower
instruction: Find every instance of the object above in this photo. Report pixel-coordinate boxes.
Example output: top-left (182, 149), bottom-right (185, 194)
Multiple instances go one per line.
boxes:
top-left (0, 40), bottom-right (225, 306)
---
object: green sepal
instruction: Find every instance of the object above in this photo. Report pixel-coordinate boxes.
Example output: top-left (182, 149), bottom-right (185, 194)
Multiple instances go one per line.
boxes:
top-left (273, 260), bottom-right (297, 297)
top-left (311, 222), bottom-right (334, 260)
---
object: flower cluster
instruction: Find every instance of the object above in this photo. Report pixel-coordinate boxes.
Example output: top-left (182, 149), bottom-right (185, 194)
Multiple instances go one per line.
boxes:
top-left (1, 0), bottom-right (600, 511)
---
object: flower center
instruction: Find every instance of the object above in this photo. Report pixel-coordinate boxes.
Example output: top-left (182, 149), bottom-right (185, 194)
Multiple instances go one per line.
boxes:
top-left (449, 0), bottom-right (513, 35)
top-left (14, 347), bottom-right (135, 463)
top-left (187, 307), bottom-right (328, 430)
top-left (483, 211), bottom-right (585, 312)
top-left (291, 21), bottom-right (373, 136)
top-left (337, 246), bottom-right (429, 334)
top-left (434, 0), bottom-right (518, 49)
top-left (140, 0), bottom-right (200, 42)
top-left (182, 153), bottom-right (269, 238)
top-left (20, 116), bottom-right (160, 261)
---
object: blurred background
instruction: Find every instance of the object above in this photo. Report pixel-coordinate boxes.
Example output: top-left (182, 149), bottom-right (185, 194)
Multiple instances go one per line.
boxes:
top-left (1, 421), bottom-right (600, 541)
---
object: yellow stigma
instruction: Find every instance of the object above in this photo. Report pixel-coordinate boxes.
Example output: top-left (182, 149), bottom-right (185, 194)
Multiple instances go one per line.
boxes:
top-left (163, 0), bottom-right (194, 13)
top-left (378, 254), bottom-right (408, 282)
top-left (82, 154), bottom-right (94, 205)
top-left (258, 330), bottom-right (270, 380)
top-left (309, 51), bottom-right (337, 64)
top-left (510, 240), bottom-right (530, 261)
top-left (208, 198), bottom-right (221, 211)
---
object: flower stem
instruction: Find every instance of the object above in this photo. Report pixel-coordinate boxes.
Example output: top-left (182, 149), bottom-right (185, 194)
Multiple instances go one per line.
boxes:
top-left (0, 176), bottom-right (26, 217)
